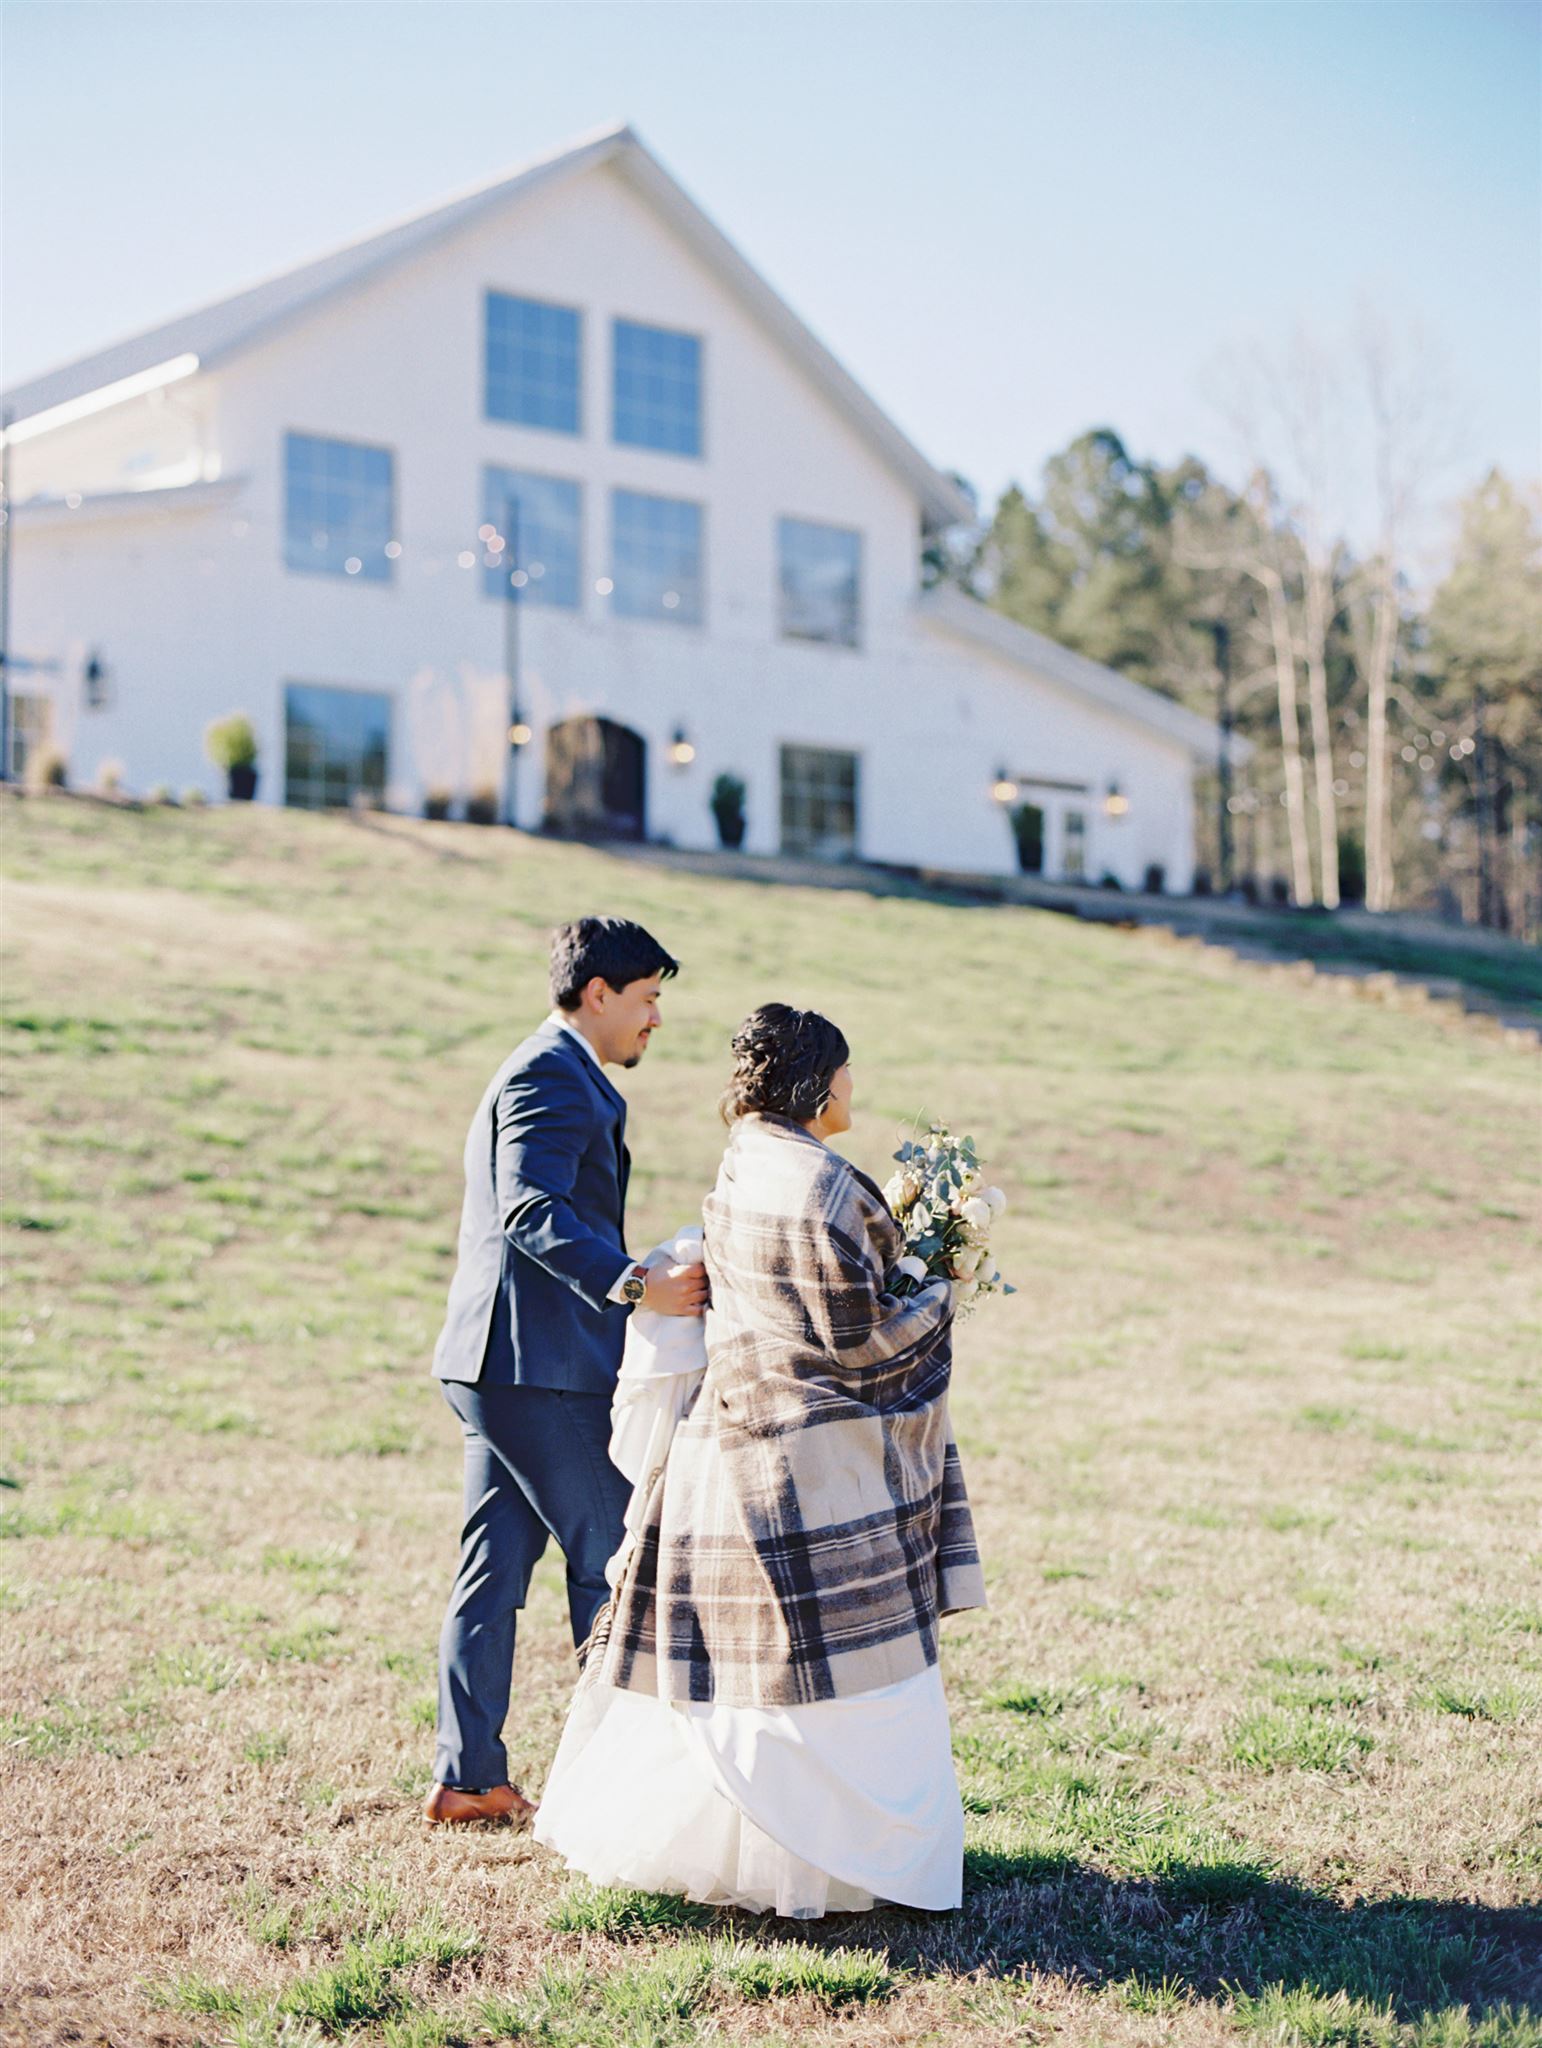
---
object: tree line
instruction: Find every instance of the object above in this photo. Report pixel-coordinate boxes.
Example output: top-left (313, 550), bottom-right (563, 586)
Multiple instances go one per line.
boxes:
top-left (928, 345), bottom-right (1539, 937)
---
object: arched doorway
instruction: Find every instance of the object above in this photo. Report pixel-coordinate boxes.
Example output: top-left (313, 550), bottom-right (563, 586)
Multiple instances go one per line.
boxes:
top-left (543, 716), bottom-right (647, 841)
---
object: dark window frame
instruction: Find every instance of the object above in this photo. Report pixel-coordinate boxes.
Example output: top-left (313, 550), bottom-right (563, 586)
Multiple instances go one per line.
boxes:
top-left (283, 678), bottom-right (393, 810)
top-left (479, 466), bottom-right (584, 610)
top-left (779, 742), bottom-right (860, 861)
top-left (611, 316), bottom-right (704, 458)
top-left (610, 488), bottom-right (705, 627)
top-left (282, 430), bottom-right (396, 585)
top-left (484, 290), bottom-right (584, 436)
top-left (777, 515), bottom-right (863, 649)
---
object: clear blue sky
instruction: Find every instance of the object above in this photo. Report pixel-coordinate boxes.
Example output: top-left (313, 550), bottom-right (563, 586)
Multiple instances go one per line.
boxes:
top-left (5, 0), bottom-right (1538, 556)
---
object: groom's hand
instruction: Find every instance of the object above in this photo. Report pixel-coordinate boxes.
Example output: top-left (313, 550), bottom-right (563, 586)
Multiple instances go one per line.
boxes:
top-left (644, 1262), bottom-right (709, 1317)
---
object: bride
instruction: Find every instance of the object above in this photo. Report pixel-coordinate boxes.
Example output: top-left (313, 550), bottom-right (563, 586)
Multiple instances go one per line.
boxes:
top-left (533, 1003), bottom-right (985, 1917)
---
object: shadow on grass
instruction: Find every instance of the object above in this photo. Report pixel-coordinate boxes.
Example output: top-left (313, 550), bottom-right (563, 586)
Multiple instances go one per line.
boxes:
top-left (591, 1853), bottom-right (1540, 2026)
top-left (931, 1852), bottom-right (1538, 2023)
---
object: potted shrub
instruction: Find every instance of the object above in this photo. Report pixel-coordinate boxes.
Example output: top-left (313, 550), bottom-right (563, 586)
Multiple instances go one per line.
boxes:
top-left (465, 785), bottom-right (499, 827)
top-left (711, 773), bottom-right (747, 850)
top-left (423, 787), bottom-right (453, 822)
top-left (205, 714), bottom-right (259, 801)
top-left (25, 747), bottom-right (68, 793)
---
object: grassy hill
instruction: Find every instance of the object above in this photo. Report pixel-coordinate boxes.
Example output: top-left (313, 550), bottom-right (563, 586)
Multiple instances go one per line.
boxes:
top-left (2, 796), bottom-right (1538, 2048)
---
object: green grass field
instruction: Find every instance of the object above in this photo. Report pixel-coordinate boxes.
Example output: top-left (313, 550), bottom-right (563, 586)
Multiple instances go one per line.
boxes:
top-left (2, 796), bottom-right (1538, 2048)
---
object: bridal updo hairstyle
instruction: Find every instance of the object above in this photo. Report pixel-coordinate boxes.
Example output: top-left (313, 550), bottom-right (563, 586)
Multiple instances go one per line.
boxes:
top-left (721, 1004), bottom-right (850, 1126)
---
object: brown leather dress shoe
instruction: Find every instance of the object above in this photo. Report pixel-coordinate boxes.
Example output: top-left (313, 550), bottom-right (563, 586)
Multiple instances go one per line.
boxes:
top-left (423, 1781), bottom-right (536, 1828)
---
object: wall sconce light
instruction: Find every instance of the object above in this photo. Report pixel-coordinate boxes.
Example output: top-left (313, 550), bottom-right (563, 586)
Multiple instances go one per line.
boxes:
top-left (991, 766), bottom-right (1020, 804)
top-left (1104, 780), bottom-right (1129, 819)
top-left (507, 710), bottom-right (533, 747)
top-left (83, 650), bottom-right (111, 711)
top-left (669, 726), bottom-right (696, 768)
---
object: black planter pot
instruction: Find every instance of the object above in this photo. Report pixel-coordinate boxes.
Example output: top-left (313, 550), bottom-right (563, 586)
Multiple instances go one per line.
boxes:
top-left (227, 764), bottom-right (258, 802)
top-left (713, 808), bottom-right (746, 850)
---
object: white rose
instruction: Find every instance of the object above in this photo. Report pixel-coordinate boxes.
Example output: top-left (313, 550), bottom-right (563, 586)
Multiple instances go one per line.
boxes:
top-left (950, 1245), bottom-right (984, 1279)
top-left (952, 1274), bottom-right (979, 1300)
top-left (895, 1254), bottom-right (928, 1283)
top-left (985, 1186), bottom-right (1008, 1214)
top-left (960, 1195), bottom-right (992, 1232)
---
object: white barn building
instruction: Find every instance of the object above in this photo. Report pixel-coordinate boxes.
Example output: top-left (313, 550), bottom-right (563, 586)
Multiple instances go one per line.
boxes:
top-left (3, 124), bottom-right (1231, 885)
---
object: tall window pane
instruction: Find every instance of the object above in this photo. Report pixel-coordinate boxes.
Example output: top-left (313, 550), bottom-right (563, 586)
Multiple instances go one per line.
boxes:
top-left (485, 293), bottom-right (581, 434)
top-left (7, 694), bottom-right (52, 782)
top-left (612, 319), bottom-right (701, 456)
top-left (780, 745), bottom-right (859, 860)
top-left (611, 490), bottom-right (702, 625)
top-left (481, 469), bottom-right (581, 608)
top-left (778, 518), bottom-right (861, 647)
top-left (1062, 809), bottom-right (1088, 880)
top-left (285, 684), bottom-right (391, 809)
top-left (284, 435), bottom-right (394, 582)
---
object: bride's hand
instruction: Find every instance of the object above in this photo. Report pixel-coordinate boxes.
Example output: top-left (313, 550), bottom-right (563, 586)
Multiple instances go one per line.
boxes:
top-left (644, 1262), bottom-right (710, 1317)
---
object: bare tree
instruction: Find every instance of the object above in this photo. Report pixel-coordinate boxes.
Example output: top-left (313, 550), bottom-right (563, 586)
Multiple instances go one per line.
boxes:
top-left (1250, 495), bottom-right (1316, 907)
top-left (1257, 333), bottom-right (1344, 907)
top-left (1357, 315), bottom-right (1457, 912)
top-left (1174, 469), bottom-right (1314, 903)
top-left (1206, 346), bottom-right (1341, 905)
top-left (1208, 317), bottom-right (1460, 914)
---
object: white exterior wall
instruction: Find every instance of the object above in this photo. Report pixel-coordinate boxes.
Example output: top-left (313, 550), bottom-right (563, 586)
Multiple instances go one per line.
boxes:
top-left (8, 159), bottom-right (1200, 885)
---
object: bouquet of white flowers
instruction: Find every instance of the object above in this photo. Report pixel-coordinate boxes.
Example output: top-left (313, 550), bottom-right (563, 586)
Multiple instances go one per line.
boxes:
top-left (881, 1121), bottom-right (1013, 1315)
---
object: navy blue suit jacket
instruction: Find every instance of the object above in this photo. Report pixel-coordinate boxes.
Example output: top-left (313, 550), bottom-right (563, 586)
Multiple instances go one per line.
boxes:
top-left (451, 1021), bottom-right (633, 1393)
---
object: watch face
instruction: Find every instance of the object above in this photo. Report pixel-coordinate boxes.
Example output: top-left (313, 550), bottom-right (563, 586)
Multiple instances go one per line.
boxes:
top-left (624, 1274), bottom-right (647, 1303)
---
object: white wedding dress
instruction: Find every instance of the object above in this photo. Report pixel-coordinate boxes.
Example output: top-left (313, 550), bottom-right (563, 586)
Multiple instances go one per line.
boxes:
top-left (533, 1231), bottom-right (964, 1918)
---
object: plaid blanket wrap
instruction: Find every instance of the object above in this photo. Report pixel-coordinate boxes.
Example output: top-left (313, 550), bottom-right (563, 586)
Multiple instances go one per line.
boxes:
top-left (592, 1112), bottom-right (986, 1707)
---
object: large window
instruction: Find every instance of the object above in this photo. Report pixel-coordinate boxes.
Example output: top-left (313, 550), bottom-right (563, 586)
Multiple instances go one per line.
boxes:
top-left (283, 434), bottom-right (394, 582)
top-left (285, 683), bottom-right (391, 809)
top-left (780, 745), bottom-right (859, 860)
top-left (612, 319), bottom-right (701, 456)
top-left (611, 491), bottom-right (703, 624)
top-left (1062, 808), bottom-right (1088, 880)
top-left (778, 518), bottom-right (861, 647)
top-left (481, 469), bottom-right (582, 608)
top-left (485, 293), bottom-right (581, 434)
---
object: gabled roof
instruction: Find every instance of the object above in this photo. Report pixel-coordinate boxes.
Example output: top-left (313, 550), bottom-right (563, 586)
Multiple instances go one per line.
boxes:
top-left (918, 584), bottom-right (1251, 762)
top-left (2, 124), bottom-right (972, 531)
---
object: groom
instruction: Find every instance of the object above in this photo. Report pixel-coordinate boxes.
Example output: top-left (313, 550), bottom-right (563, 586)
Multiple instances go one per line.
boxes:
top-left (424, 916), bottom-right (707, 1826)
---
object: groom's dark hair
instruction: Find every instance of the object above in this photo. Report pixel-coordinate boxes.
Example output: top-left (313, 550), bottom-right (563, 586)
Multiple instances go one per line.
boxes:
top-left (549, 917), bottom-right (679, 1010)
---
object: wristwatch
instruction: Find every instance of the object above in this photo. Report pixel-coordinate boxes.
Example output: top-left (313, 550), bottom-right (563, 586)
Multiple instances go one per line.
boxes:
top-left (621, 1265), bottom-right (649, 1306)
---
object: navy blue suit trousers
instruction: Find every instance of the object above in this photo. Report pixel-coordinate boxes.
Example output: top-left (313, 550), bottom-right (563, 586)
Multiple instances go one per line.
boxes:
top-left (434, 1379), bottom-right (631, 1791)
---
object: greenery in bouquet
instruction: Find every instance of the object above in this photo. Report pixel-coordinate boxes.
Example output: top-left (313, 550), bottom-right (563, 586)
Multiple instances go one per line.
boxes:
top-left (882, 1120), bottom-right (1013, 1314)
